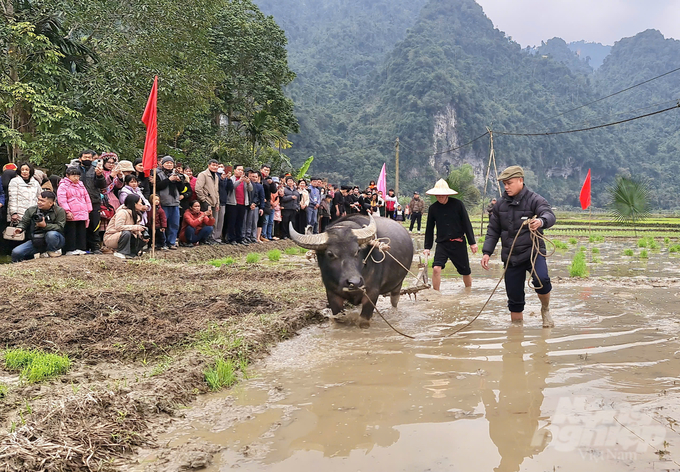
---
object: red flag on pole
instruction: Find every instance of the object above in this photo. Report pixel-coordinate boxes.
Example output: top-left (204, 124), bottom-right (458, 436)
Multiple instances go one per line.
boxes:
top-left (579, 168), bottom-right (591, 210)
top-left (141, 76), bottom-right (158, 177)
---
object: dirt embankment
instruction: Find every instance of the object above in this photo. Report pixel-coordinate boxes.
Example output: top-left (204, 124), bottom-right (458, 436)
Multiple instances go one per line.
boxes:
top-left (0, 241), bottom-right (327, 471)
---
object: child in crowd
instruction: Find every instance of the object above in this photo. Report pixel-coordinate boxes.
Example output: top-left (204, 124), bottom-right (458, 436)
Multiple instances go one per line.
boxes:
top-left (57, 167), bottom-right (93, 255)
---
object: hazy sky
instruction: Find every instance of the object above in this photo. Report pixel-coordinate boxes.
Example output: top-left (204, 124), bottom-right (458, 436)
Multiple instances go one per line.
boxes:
top-left (476, 0), bottom-right (680, 47)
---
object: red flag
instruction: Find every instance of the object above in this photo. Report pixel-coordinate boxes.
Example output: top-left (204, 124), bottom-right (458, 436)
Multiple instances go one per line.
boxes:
top-left (579, 169), bottom-right (591, 210)
top-left (141, 76), bottom-right (158, 177)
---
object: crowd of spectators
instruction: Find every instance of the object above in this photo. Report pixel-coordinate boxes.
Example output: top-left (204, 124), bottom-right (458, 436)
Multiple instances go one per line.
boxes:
top-left (0, 154), bottom-right (426, 262)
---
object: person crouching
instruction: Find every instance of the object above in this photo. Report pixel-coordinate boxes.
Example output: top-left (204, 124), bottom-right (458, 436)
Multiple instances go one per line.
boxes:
top-left (104, 194), bottom-right (148, 259)
top-left (179, 201), bottom-right (215, 246)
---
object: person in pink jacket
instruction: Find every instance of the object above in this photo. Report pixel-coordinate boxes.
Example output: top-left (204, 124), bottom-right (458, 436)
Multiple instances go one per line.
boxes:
top-left (57, 167), bottom-right (93, 255)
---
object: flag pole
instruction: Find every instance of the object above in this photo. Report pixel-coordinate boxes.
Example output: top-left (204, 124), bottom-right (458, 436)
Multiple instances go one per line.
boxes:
top-left (151, 167), bottom-right (157, 258)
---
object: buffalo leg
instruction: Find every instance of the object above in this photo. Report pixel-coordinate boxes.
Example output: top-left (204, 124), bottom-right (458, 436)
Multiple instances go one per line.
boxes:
top-left (359, 289), bottom-right (380, 328)
top-left (327, 292), bottom-right (345, 317)
top-left (390, 282), bottom-right (403, 308)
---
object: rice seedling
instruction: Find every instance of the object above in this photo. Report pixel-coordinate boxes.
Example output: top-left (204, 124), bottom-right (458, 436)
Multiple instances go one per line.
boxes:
top-left (592, 247), bottom-right (600, 254)
top-left (640, 249), bottom-right (649, 258)
top-left (267, 249), bottom-right (281, 261)
top-left (664, 237), bottom-right (671, 245)
top-left (554, 241), bottom-right (569, 250)
top-left (637, 238), bottom-right (648, 248)
top-left (299, 247), bottom-right (308, 254)
top-left (568, 238), bottom-right (578, 245)
top-left (623, 248), bottom-right (634, 256)
top-left (246, 253), bottom-right (260, 264)
top-left (4, 348), bottom-right (70, 383)
top-left (588, 235), bottom-right (604, 243)
top-left (669, 244), bottom-right (680, 253)
top-left (579, 246), bottom-right (586, 252)
top-left (569, 252), bottom-right (588, 277)
top-left (204, 358), bottom-right (237, 391)
top-left (208, 256), bottom-right (235, 267)
top-left (284, 247), bottom-right (299, 255)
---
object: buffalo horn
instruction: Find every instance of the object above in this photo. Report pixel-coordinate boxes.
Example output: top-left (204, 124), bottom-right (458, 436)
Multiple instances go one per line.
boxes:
top-left (352, 215), bottom-right (377, 245)
top-left (289, 223), bottom-right (329, 250)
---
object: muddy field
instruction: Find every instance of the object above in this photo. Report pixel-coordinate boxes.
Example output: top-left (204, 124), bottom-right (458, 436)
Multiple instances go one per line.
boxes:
top-left (0, 241), bottom-right (327, 471)
top-left (2, 236), bottom-right (680, 471)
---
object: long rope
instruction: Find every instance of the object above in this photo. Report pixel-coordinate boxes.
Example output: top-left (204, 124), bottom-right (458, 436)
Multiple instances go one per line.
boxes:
top-left (363, 218), bottom-right (555, 339)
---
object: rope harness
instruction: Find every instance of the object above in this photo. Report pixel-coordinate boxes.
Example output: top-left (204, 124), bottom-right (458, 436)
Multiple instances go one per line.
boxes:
top-left (361, 218), bottom-right (555, 339)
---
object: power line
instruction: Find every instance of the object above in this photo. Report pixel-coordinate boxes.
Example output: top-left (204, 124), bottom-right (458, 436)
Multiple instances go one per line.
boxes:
top-left (495, 101), bottom-right (680, 137)
top-left (541, 65), bottom-right (680, 122)
top-left (399, 132), bottom-right (490, 157)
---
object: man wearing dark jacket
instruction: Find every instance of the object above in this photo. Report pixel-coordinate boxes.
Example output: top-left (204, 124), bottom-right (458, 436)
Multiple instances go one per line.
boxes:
top-left (11, 191), bottom-right (66, 261)
top-left (423, 179), bottom-right (477, 290)
top-left (78, 150), bottom-right (107, 253)
top-left (481, 166), bottom-right (556, 327)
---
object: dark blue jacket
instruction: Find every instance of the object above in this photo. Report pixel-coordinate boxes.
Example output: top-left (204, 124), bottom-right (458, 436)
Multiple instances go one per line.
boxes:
top-left (250, 182), bottom-right (265, 210)
top-left (218, 176), bottom-right (230, 206)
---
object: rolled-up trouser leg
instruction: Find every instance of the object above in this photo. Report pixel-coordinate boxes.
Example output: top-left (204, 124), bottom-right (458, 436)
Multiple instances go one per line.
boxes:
top-left (504, 256), bottom-right (552, 313)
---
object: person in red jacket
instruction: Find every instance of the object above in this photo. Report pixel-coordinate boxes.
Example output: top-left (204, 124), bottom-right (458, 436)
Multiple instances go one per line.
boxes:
top-left (179, 201), bottom-right (215, 246)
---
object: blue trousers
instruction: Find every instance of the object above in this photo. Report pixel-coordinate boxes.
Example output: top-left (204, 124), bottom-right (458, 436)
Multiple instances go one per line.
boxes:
top-left (162, 205), bottom-right (180, 246)
top-left (12, 231), bottom-right (65, 262)
top-left (185, 225), bottom-right (213, 244)
top-left (264, 211), bottom-right (274, 239)
top-left (504, 255), bottom-right (552, 313)
top-left (306, 206), bottom-right (318, 233)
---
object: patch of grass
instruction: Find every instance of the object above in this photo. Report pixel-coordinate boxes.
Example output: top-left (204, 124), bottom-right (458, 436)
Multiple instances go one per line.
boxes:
top-left (579, 246), bottom-right (587, 252)
top-left (284, 247), bottom-right (299, 256)
top-left (208, 256), bottom-right (235, 267)
top-left (669, 244), bottom-right (680, 253)
top-left (637, 238), bottom-right (648, 248)
top-left (554, 241), bottom-right (569, 250)
top-left (568, 238), bottom-right (578, 245)
top-left (569, 252), bottom-right (588, 277)
top-left (4, 348), bottom-right (70, 383)
top-left (623, 248), bottom-right (635, 256)
top-left (246, 253), bottom-right (260, 264)
top-left (648, 239), bottom-right (659, 250)
top-left (299, 247), bottom-right (308, 254)
top-left (267, 249), bottom-right (281, 261)
top-left (591, 247), bottom-right (600, 254)
top-left (640, 249), bottom-right (649, 259)
top-left (204, 358), bottom-right (237, 391)
top-left (588, 235), bottom-right (604, 243)
top-left (664, 237), bottom-right (671, 245)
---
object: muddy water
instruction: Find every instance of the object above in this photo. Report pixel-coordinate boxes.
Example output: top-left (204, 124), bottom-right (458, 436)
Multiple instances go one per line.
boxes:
top-left (136, 244), bottom-right (680, 472)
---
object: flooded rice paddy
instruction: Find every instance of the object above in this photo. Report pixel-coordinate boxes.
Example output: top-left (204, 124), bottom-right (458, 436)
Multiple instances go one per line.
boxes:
top-left (136, 239), bottom-right (680, 471)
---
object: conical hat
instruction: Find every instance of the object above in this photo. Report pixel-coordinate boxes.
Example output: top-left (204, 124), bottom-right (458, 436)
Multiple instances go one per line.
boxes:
top-left (425, 179), bottom-right (458, 196)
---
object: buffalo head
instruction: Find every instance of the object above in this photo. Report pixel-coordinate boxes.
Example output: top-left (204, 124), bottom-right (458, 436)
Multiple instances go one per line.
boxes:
top-left (290, 215), bottom-right (377, 292)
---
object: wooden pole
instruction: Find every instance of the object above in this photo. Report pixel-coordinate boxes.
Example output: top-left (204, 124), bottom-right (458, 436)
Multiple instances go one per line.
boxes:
top-left (480, 128), bottom-right (495, 237)
top-left (395, 137), bottom-right (400, 198)
top-left (151, 167), bottom-right (157, 258)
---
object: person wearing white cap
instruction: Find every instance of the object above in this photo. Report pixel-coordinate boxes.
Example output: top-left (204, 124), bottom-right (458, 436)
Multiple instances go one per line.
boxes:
top-left (423, 179), bottom-right (477, 291)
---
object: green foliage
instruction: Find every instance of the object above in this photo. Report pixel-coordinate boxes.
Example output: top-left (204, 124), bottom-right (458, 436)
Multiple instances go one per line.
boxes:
top-left (246, 253), bottom-right (260, 264)
top-left (296, 156), bottom-right (314, 180)
top-left (664, 237), bottom-right (670, 245)
top-left (299, 247), bottom-right (308, 254)
top-left (284, 247), bottom-right (299, 255)
top-left (4, 348), bottom-right (70, 383)
top-left (588, 235), bottom-right (604, 243)
top-left (204, 358), bottom-right (237, 391)
top-left (210, 0), bottom-right (298, 165)
top-left (568, 238), bottom-right (578, 245)
top-left (609, 176), bottom-right (651, 235)
top-left (640, 249), bottom-right (649, 258)
top-left (267, 249), bottom-right (281, 261)
top-left (444, 164), bottom-right (481, 207)
top-left (623, 248), bottom-right (634, 256)
top-left (554, 241), bottom-right (569, 250)
top-left (209, 257), bottom-right (235, 267)
top-left (592, 247), bottom-right (600, 254)
top-left (569, 252), bottom-right (588, 277)
top-left (579, 246), bottom-right (586, 252)
top-left (669, 244), bottom-right (680, 253)
top-left (637, 238), bottom-right (648, 248)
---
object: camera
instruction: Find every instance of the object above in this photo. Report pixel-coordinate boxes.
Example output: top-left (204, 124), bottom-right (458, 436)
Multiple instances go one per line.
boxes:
top-left (32, 210), bottom-right (44, 223)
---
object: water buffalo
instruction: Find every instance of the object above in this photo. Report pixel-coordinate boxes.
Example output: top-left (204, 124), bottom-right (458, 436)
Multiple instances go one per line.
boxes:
top-left (290, 214), bottom-right (414, 328)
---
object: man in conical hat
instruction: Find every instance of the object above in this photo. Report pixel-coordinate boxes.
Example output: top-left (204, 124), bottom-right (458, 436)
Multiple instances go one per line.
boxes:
top-left (480, 166), bottom-right (556, 327)
top-left (423, 179), bottom-right (478, 291)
